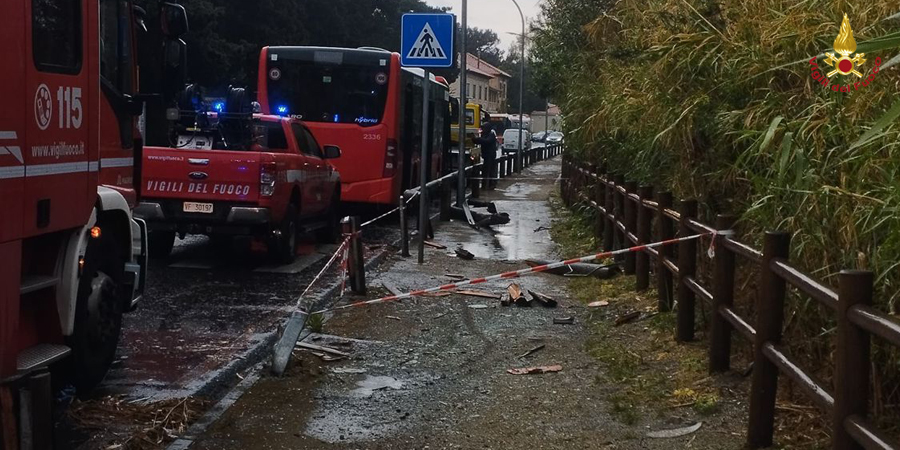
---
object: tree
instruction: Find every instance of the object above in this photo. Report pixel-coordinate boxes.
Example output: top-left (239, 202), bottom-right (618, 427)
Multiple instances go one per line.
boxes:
top-left (465, 27), bottom-right (503, 67)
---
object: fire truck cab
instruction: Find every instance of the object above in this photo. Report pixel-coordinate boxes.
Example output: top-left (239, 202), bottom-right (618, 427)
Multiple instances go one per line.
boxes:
top-left (0, 0), bottom-right (188, 444)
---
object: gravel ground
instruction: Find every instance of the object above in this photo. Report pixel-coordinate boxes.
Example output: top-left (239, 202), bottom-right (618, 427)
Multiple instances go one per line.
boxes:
top-left (189, 158), bottom-right (745, 450)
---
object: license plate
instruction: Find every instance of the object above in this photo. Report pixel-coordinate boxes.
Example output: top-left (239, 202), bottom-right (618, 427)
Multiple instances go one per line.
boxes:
top-left (183, 202), bottom-right (213, 214)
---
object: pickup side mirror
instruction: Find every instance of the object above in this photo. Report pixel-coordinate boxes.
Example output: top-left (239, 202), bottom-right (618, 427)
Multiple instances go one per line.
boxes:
top-left (161, 3), bottom-right (189, 38)
top-left (323, 145), bottom-right (341, 159)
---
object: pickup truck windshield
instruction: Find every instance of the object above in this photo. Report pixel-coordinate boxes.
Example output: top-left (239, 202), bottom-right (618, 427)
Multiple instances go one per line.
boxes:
top-left (267, 53), bottom-right (389, 127)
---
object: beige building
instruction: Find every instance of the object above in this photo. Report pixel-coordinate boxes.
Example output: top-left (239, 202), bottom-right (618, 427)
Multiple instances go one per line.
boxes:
top-left (449, 53), bottom-right (511, 113)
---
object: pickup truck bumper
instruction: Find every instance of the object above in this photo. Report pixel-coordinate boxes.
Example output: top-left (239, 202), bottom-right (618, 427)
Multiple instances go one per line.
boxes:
top-left (135, 201), bottom-right (271, 235)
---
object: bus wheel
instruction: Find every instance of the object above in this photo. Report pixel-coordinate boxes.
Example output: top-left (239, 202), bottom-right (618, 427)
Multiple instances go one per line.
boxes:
top-left (67, 236), bottom-right (125, 395)
top-left (272, 207), bottom-right (298, 264)
top-left (148, 231), bottom-right (176, 259)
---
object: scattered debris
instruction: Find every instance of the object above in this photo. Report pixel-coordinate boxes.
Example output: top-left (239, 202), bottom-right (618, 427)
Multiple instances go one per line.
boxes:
top-left (646, 422), bottom-right (702, 438)
top-left (455, 248), bottom-right (475, 260)
top-left (528, 289), bottom-right (558, 308)
top-left (615, 311), bottom-right (642, 326)
top-left (386, 316), bottom-right (401, 321)
top-left (507, 365), bottom-right (563, 375)
top-left (553, 316), bottom-right (575, 325)
top-left (332, 367), bottom-right (367, 374)
top-left (296, 342), bottom-right (350, 358)
top-left (382, 282), bottom-right (403, 297)
top-left (518, 344), bottom-right (546, 359)
top-left (587, 300), bottom-right (610, 308)
top-left (424, 241), bottom-right (447, 249)
top-left (534, 226), bottom-right (550, 232)
top-left (445, 273), bottom-right (466, 280)
top-left (421, 291), bottom-right (452, 298)
top-left (507, 283), bottom-right (533, 307)
top-left (468, 304), bottom-right (489, 309)
top-left (456, 290), bottom-right (502, 300)
top-left (525, 260), bottom-right (621, 279)
top-left (500, 294), bottom-right (512, 307)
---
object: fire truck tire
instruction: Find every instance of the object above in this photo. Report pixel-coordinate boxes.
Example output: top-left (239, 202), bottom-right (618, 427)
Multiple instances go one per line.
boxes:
top-left (66, 235), bottom-right (125, 395)
top-left (316, 192), bottom-right (342, 244)
top-left (148, 231), bottom-right (176, 259)
top-left (272, 207), bottom-right (298, 264)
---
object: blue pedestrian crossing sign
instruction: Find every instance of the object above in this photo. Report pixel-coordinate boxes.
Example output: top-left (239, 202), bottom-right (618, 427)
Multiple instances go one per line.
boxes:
top-left (401, 13), bottom-right (455, 68)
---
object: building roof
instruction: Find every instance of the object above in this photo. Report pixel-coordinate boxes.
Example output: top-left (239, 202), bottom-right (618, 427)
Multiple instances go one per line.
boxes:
top-left (464, 53), bottom-right (512, 79)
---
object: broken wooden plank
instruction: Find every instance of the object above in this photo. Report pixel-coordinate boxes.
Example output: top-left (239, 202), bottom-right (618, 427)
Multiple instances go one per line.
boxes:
top-left (423, 241), bottom-right (447, 250)
top-left (518, 344), bottom-right (546, 359)
top-left (296, 342), bottom-right (350, 357)
top-left (507, 365), bottom-right (563, 375)
top-left (528, 289), bottom-right (558, 308)
top-left (615, 311), bottom-right (642, 326)
top-left (382, 282), bottom-right (403, 297)
top-left (456, 290), bottom-right (502, 300)
top-left (421, 291), bottom-right (452, 298)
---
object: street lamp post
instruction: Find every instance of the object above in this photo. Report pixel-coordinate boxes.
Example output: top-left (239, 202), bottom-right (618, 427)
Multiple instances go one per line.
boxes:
top-left (508, 0), bottom-right (525, 172)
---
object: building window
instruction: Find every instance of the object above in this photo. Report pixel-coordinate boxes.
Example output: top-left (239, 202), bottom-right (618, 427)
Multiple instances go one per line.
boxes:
top-left (33, 0), bottom-right (82, 74)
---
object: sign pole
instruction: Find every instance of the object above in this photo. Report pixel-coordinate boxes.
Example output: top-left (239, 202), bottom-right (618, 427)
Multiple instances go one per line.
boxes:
top-left (418, 70), bottom-right (431, 264)
top-left (457, 0), bottom-right (467, 206)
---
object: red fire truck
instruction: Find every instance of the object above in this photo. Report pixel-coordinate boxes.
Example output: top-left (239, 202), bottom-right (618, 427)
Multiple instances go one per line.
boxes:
top-left (0, 0), bottom-right (188, 444)
top-left (136, 90), bottom-right (343, 263)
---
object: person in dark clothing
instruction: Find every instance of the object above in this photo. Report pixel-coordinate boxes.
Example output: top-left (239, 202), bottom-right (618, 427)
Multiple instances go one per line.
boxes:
top-left (473, 118), bottom-right (498, 189)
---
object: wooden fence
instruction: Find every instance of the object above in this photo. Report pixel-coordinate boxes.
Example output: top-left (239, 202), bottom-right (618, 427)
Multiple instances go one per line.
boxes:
top-left (560, 156), bottom-right (900, 450)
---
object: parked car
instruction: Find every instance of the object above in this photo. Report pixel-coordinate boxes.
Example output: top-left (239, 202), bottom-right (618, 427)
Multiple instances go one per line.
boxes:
top-left (502, 129), bottom-right (532, 153)
top-left (532, 131), bottom-right (547, 142)
top-left (546, 131), bottom-right (564, 145)
top-left (137, 111), bottom-right (342, 263)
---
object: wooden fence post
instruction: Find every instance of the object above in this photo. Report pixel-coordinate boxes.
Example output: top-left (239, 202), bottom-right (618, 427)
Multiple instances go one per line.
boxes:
top-left (747, 231), bottom-right (791, 448)
top-left (343, 216), bottom-right (366, 295)
top-left (593, 169), bottom-right (604, 241)
top-left (676, 199), bottom-right (698, 342)
top-left (635, 186), bottom-right (653, 290)
top-left (623, 181), bottom-right (637, 274)
top-left (603, 175), bottom-right (615, 251)
top-left (613, 175), bottom-right (625, 255)
top-left (709, 214), bottom-right (737, 373)
top-left (656, 192), bottom-right (674, 311)
top-left (833, 270), bottom-right (873, 450)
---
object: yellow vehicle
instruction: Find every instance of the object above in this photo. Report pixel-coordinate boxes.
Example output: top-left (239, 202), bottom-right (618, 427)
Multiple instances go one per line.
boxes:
top-left (450, 101), bottom-right (489, 150)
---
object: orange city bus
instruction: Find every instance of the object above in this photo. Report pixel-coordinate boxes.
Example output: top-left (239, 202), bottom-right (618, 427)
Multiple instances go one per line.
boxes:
top-left (257, 46), bottom-right (450, 206)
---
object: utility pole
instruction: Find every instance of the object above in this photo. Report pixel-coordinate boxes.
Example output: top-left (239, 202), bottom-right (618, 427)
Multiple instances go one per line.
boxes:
top-left (509, 0), bottom-right (525, 172)
top-left (456, 0), bottom-right (468, 206)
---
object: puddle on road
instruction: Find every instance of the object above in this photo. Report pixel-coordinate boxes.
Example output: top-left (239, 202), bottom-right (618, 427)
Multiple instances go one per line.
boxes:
top-left (442, 161), bottom-right (562, 262)
top-left (351, 375), bottom-right (404, 397)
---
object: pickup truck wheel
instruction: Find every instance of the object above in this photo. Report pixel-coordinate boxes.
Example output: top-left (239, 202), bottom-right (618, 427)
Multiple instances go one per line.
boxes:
top-left (272, 207), bottom-right (298, 264)
top-left (66, 235), bottom-right (125, 395)
top-left (316, 197), bottom-right (342, 244)
top-left (148, 231), bottom-right (176, 259)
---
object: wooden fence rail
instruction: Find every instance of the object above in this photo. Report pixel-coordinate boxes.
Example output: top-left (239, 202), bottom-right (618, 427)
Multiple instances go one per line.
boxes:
top-left (560, 155), bottom-right (900, 450)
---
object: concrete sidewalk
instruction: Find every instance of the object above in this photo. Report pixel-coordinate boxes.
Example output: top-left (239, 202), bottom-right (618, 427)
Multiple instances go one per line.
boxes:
top-left (188, 157), bottom-right (736, 449)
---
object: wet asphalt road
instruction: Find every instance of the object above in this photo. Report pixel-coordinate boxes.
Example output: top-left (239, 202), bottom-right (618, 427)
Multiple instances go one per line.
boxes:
top-left (97, 221), bottom-right (398, 403)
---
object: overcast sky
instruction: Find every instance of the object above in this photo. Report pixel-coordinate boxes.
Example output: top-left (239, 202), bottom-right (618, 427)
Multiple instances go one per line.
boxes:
top-left (426, 0), bottom-right (544, 54)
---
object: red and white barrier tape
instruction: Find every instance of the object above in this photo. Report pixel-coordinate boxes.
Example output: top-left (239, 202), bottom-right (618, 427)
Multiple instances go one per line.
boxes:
top-left (312, 232), bottom-right (710, 315)
top-left (292, 236), bottom-right (352, 310)
top-left (358, 191), bottom-right (420, 229)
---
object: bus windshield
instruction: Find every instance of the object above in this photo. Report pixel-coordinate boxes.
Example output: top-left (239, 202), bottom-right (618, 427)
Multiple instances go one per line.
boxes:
top-left (266, 51), bottom-right (389, 127)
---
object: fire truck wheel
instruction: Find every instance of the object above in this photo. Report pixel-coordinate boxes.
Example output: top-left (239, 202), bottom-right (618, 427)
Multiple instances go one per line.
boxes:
top-left (316, 194), bottom-right (342, 244)
top-left (148, 231), bottom-right (176, 259)
top-left (272, 207), bottom-right (298, 264)
top-left (67, 237), bottom-right (125, 394)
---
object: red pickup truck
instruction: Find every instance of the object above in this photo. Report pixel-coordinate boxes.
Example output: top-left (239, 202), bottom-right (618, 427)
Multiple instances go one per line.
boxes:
top-left (135, 113), bottom-right (342, 263)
